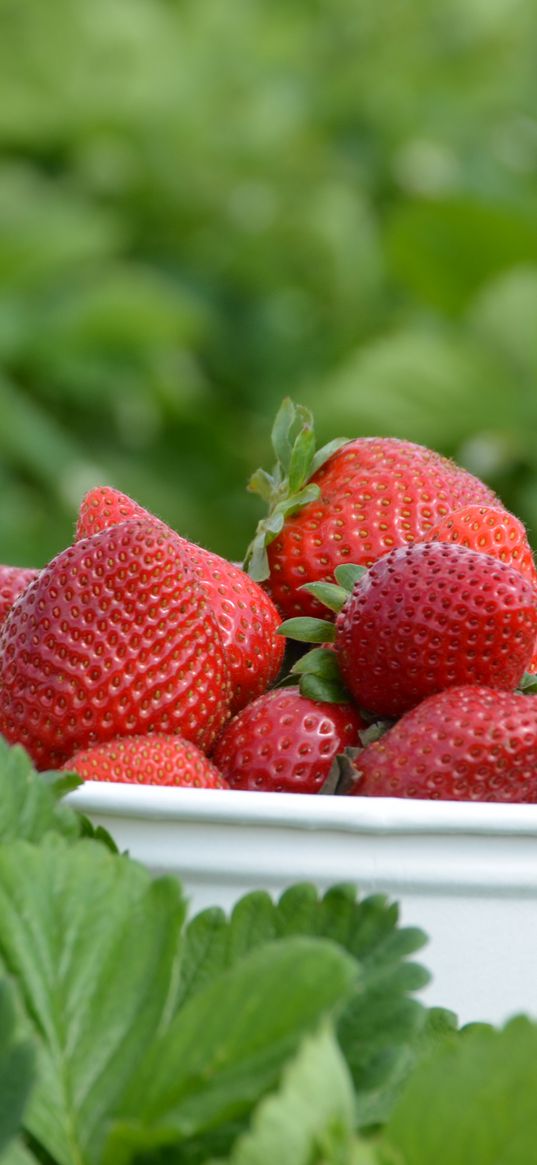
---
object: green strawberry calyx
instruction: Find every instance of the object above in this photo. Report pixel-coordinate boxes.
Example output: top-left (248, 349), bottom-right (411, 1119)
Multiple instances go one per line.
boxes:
top-left (276, 564), bottom-right (367, 704)
top-left (319, 722), bottom-right (393, 795)
top-left (243, 397), bottom-right (349, 581)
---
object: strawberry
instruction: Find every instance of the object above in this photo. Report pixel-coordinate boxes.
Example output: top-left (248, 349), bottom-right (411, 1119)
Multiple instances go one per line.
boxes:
top-left (333, 542), bottom-right (537, 718)
top-left (62, 733), bottom-right (228, 788)
top-left (76, 486), bottom-right (284, 713)
top-left (0, 519), bottom-right (231, 769)
top-left (343, 685), bottom-right (537, 802)
top-left (212, 686), bottom-right (365, 794)
top-left (0, 565), bottom-right (39, 625)
top-left (424, 504), bottom-right (537, 677)
top-left (245, 399), bottom-right (498, 619)
top-left (425, 505), bottom-right (537, 586)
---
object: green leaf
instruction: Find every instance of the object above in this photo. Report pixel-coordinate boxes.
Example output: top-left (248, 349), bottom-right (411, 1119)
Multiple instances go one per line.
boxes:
top-left (385, 1017), bottom-right (537, 1164)
top-left (213, 1024), bottom-right (356, 1165)
top-left (177, 885), bottom-right (431, 1131)
top-left (277, 618), bottom-right (336, 643)
top-left (104, 937), bottom-right (357, 1160)
top-left (300, 581), bottom-right (349, 613)
top-left (0, 981), bottom-right (34, 1157)
top-left (0, 739), bottom-right (79, 845)
top-left (334, 564), bottom-right (367, 592)
top-left (0, 837), bottom-right (186, 1165)
top-left (0, 1143), bottom-right (42, 1165)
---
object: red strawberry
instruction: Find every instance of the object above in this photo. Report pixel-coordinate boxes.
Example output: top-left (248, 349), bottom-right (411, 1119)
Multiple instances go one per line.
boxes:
top-left (425, 505), bottom-right (537, 586)
top-left (76, 486), bottom-right (284, 713)
top-left (246, 400), bottom-right (498, 620)
top-left (346, 685), bottom-right (537, 802)
top-left (334, 542), bottom-right (537, 718)
top-left (212, 686), bottom-right (365, 793)
top-left (0, 565), bottom-right (39, 625)
top-left (424, 504), bottom-right (537, 677)
top-left (62, 733), bottom-right (228, 788)
top-left (0, 519), bottom-right (231, 769)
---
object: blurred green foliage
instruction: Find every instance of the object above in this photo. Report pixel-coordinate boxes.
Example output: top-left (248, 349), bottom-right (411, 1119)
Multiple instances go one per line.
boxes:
top-left (0, 0), bottom-right (537, 566)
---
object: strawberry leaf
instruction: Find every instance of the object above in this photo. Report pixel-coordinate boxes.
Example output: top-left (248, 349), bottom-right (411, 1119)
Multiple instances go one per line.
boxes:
top-left (384, 1017), bottom-right (537, 1164)
top-left (277, 617), bottom-right (336, 643)
top-left (210, 1024), bottom-right (357, 1165)
top-left (103, 937), bottom-right (357, 1161)
top-left (0, 837), bottom-right (186, 1165)
top-left (0, 981), bottom-right (34, 1158)
top-left (0, 740), bottom-right (80, 845)
top-left (175, 884), bottom-right (431, 1132)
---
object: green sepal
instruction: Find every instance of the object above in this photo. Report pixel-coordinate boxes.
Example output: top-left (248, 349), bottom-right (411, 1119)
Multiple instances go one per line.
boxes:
top-left (300, 581), bottom-right (349, 613)
top-left (290, 645), bottom-right (351, 704)
top-left (291, 646), bottom-right (341, 681)
top-left (246, 467), bottom-right (276, 505)
top-left (518, 672), bottom-right (537, 695)
top-left (320, 748), bottom-right (363, 795)
top-left (270, 397), bottom-right (298, 475)
top-left (277, 617), bottom-right (336, 644)
top-left (299, 672), bottom-right (350, 704)
top-left (359, 720), bottom-right (393, 747)
top-left (334, 563), bottom-right (367, 592)
top-left (243, 397), bottom-right (347, 581)
top-left (310, 437), bottom-right (350, 476)
top-left (288, 416), bottom-right (316, 495)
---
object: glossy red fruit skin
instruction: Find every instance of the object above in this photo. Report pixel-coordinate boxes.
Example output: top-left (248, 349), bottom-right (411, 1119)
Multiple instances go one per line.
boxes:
top-left (76, 486), bottom-right (284, 713)
top-left (0, 565), bottom-right (39, 625)
top-left (425, 505), bottom-right (537, 586)
top-left (61, 733), bottom-right (228, 788)
top-left (266, 437), bottom-right (498, 618)
top-left (0, 519), bottom-right (231, 770)
top-left (335, 541), bottom-right (537, 719)
top-left (350, 685), bottom-right (537, 802)
top-left (212, 686), bottom-right (365, 794)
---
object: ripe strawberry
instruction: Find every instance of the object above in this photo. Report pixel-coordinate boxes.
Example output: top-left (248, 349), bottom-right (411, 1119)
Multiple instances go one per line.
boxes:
top-left (0, 519), bottom-right (231, 770)
top-left (0, 565), bottom-right (39, 625)
top-left (345, 685), bottom-right (537, 802)
top-left (424, 504), bottom-right (537, 677)
top-left (212, 686), bottom-right (365, 794)
top-left (62, 733), bottom-right (228, 788)
top-left (76, 486), bottom-right (284, 713)
top-left (425, 505), bottom-right (537, 586)
top-left (334, 542), bottom-right (537, 718)
top-left (246, 400), bottom-right (498, 619)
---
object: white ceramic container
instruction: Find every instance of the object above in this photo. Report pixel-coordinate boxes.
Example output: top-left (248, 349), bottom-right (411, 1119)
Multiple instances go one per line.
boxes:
top-left (69, 783), bottom-right (537, 1026)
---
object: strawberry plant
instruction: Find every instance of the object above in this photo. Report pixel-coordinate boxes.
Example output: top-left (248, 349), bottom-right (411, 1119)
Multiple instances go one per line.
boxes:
top-left (1, 737), bottom-right (537, 1164)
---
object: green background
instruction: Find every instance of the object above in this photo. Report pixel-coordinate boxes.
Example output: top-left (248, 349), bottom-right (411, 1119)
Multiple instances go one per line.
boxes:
top-left (1, 0), bottom-right (536, 568)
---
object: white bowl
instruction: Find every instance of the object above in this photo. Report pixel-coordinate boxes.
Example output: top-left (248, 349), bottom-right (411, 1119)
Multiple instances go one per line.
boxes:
top-left (68, 783), bottom-right (537, 1026)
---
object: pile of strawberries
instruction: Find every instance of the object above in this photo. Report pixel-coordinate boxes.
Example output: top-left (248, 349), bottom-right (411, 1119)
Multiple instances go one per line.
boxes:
top-left (2, 398), bottom-right (537, 802)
